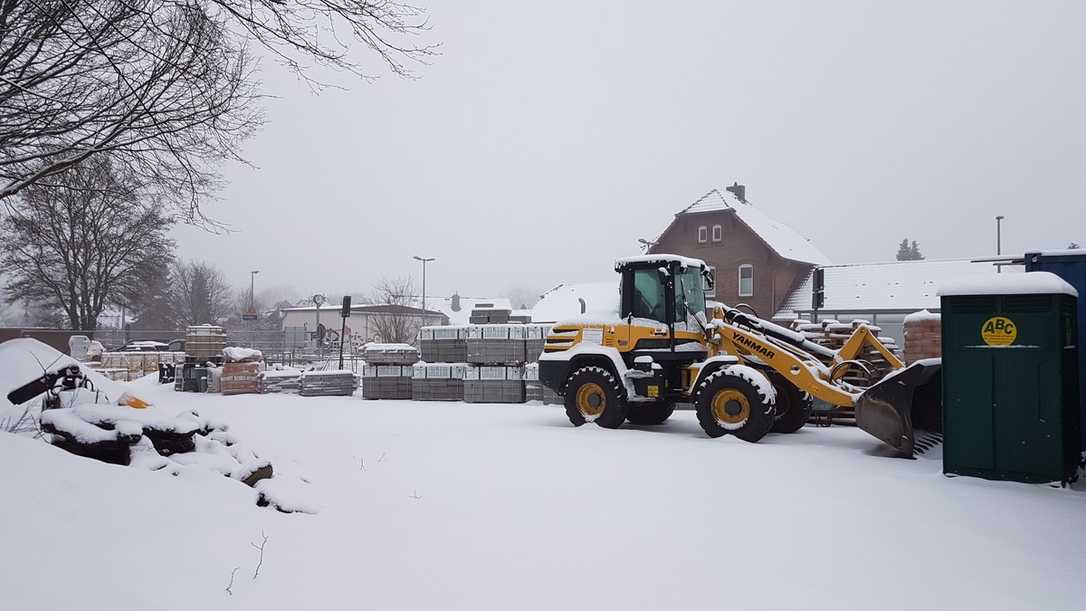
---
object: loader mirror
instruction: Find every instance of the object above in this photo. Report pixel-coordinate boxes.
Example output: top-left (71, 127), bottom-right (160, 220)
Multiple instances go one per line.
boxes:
top-left (702, 268), bottom-right (715, 291)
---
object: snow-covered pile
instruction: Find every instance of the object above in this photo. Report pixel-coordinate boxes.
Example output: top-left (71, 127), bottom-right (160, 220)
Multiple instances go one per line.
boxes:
top-left (904, 308), bottom-right (941, 323)
top-left (224, 346), bottom-right (264, 362)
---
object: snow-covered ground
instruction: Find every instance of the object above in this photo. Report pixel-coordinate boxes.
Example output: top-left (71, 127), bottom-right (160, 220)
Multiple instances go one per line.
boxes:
top-left (2, 371), bottom-right (1085, 609)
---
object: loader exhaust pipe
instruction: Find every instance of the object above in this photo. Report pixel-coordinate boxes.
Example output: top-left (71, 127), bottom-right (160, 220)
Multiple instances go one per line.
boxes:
top-left (854, 359), bottom-right (942, 457)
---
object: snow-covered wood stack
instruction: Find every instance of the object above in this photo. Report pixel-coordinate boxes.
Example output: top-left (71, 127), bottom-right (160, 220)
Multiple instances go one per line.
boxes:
top-left (418, 326), bottom-right (468, 362)
top-left (463, 365), bottom-right (525, 403)
top-left (466, 325), bottom-right (527, 365)
top-left (362, 343), bottom-right (420, 365)
top-left (903, 310), bottom-right (941, 364)
top-left (793, 319), bottom-right (899, 383)
top-left (411, 363), bottom-right (465, 401)
top-left (299, 370), bottom-right (358, 397)
top-left (361, 364), bottom-right (413, 399)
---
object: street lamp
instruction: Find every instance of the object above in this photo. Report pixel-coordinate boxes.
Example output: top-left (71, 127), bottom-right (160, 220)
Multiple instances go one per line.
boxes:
top-left (637, 238), bottom-right (656, 253)
top-left (413, 256), bottom-right (435, 311)
top-left (249, 270), bottom-right (260, 310)
top-left (995, 216), bottom-right (1005, 274)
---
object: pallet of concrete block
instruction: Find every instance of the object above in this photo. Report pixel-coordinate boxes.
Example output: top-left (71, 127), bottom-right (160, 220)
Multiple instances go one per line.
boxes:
top-left (101, 351), bottom-right (186, 379)
top-left (259, 366), bottom-right (303, 394)
top-left (186, 325), bottom-right (227, 360)
top-left (361, 364), bottom-right (413, 399)
top-left (418, 326), bottom-right (468, 363)
top-left (300, 369), bottom-right (359, 397)
top-left (466, 325), bottom-right (527, 365)
top-left (463, 365), bottom-right (525, 404)
top-left (523, 363), bottom-right (562, 404)
top-left (411, 363), bottom-right (466, 401)
top-left (468, 303), bottom-right (512, 324)
top-left (524, 324), bottom-right (551, 363)
top-left (362, 343), bottom-right (420, 365)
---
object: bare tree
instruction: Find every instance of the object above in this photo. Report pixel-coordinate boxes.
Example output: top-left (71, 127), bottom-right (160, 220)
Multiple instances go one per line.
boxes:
top-left (171, 260), bottom-right (233, 325)
top-left (369, 276), bottom-right (421, 343)
top-left (0, 1), bottom-right (435, 220)
top-left (1, 155), bottom-right (173, 331)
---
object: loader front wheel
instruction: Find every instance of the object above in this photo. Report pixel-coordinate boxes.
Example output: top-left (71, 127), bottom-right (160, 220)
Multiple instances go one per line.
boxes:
top-left (564, 366), bottom-right (627, 429)
top-left (625, 401), bottom-right (675, 425)
top-left (768, 371), bottom-right (814, 434)
top-left (694, 368), bottom-right (775, 442)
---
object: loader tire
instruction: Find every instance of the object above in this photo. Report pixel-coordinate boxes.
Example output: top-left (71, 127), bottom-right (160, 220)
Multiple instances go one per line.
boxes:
top-left (694, 367), bottom-right (775, 442)
top-left (625, 401), bottom-right (675, 425)
top-left (564, 366), bottom-right (627, 429)
top-left (767, 371), bottom-right (814, 434)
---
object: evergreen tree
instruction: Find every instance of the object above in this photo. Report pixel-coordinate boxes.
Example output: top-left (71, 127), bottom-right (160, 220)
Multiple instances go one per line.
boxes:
top-left (896, 239), bottom-right (912, 261)
top-left (910, 240), bottom-right (924, 260)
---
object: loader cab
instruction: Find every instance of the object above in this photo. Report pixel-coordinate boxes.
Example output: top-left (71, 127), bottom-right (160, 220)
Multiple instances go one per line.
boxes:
top-left (616, 255), bottom-right (712, 327)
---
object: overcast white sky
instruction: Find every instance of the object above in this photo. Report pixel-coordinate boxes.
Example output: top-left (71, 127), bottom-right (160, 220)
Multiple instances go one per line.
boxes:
top-left (174, 0), bottom-right (1086, 303)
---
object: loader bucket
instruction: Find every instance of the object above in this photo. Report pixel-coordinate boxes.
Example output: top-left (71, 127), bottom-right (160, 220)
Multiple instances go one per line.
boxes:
top-left (854, 360), bottom-right (942, 457)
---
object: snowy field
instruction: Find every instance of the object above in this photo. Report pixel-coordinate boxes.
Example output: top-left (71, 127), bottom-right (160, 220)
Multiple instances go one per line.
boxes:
top-left (3, 375), bottom-right (1086, 610)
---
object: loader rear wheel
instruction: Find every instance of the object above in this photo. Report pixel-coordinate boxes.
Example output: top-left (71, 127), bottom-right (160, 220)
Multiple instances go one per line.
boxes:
top-left (625, 401), bottom-right (675, 425)
top-left (767, 371), bottom-right (814, 434)
top-left (564, 366), bottom-right (627, 429)
top-left (694, 368), bottom-right (775, 442)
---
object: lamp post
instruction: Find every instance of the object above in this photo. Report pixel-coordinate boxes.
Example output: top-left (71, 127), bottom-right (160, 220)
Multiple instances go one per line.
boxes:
top-left (413, 256), bottom-right (435, 311)
top-left (996, 216), bottom-right (1005, 273)
top-left (637, 238), bottom-right (656, 253)
top-left (249, 270), bottom-right (259, 347)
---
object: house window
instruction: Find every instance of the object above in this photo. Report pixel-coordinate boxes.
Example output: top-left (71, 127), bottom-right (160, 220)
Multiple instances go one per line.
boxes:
top-left (711, 224), bottom-right (722, 242)
top-left (738, 264), bottom-right (754, 297)
top-left (697, 226), bottom-right (707, 243)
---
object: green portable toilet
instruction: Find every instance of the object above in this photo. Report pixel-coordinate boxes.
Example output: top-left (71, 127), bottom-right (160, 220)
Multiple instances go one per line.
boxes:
top-left (938, 271), bottom-right (1080, 484)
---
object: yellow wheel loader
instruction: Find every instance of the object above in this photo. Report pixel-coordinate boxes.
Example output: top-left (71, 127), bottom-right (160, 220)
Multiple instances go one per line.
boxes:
top-left (537, 254), bottom-right (942, 456)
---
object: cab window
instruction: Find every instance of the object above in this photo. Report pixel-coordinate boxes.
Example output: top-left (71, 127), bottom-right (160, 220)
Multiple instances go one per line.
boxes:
top-left (631, 268), bottom-right (666, 321)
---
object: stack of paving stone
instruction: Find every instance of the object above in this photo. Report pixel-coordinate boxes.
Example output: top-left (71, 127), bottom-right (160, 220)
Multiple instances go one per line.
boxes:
top-left (411, 363), bottom-right (466, 401)
top-left (418, 326), bottom-right (468, 363)
top-left (903, 310), bottom-right (941, 364)
top-left (463, 365), bottom-right (525, 403)
top-left (259, 369), bottom-right (303, 394)
top-left (361, 364), bottom-right (413, 399)
top-left (524, 324), bottom-right (551, 363)
top-left (362, 343), bottom-right (420, 365)
top-left (468, 304), bottom-right (512, 324)
top-left (522, 363), bottom-right (563, 405)
top-left (185, 325), bottom-right (227, 361)
top-left (466, 325), bottom-right (527, 364)
top-left (300, 370), bottom-right (359, 397)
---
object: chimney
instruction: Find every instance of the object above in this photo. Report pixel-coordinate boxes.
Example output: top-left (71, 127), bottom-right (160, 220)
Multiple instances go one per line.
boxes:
top-left (726, 181), bottom-right (747, 203)
top-left (451, 292), bottom-right (461, 312)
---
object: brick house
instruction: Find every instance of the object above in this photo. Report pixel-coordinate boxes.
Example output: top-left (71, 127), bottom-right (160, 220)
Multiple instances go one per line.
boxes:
top-left (648, 184), bottom-right (830, 319)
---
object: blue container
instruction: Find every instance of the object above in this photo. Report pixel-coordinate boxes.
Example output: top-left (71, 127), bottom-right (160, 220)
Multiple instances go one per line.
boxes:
top-left (1026, 250), bottom-right (1086, 451)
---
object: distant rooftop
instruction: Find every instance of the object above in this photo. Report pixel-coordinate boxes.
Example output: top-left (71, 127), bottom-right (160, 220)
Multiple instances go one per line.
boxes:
top-left (677, 188), bottom-right (831, 266)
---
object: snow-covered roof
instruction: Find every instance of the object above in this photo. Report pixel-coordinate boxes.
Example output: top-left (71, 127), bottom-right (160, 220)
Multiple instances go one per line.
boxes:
top-left (938, 271), bottom-right (1077, 298)
top-left (530, 281), bottom-right (619, 323)
top-left (615, 254), bottom-right (708, 270)
top-left (775, 258), bottom-right (1010, 317)
top-left (424, 295), bottom-right (512, 326)
top-left (677, 189), bottom-right (831, 265)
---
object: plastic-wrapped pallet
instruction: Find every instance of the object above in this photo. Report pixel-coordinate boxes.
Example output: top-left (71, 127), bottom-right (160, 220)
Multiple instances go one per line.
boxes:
top-left (300, 370), bottom-right (359, 397)
top-left (185, 325), bottom-right (227, 360)
top-left (362, 343), bottom-right (420, 365)
top-left (523, 363), bottom-right (543, 402)
top-left (463, 365), bottom-right (525, 404)
top-left (361, 364), bottom-right (413, 399)
top-left (524, 324), bottom-right (551, 363)
top-left (418, 326), bottom-right (468, 363)
top-left (411, 363), bottom-right (466, 401)
top-left (466, 325), bottom-right (527, 365)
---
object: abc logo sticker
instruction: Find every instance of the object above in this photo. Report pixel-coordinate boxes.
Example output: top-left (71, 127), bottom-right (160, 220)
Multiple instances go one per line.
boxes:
top-left (981, 316), bottom-right (1017, 346)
